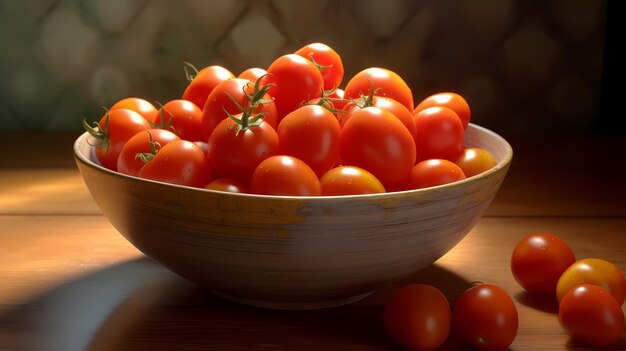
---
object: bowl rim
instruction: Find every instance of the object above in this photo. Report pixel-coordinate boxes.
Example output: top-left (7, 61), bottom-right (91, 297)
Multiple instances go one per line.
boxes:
top-left (74, 123), bottom-right (513, 202)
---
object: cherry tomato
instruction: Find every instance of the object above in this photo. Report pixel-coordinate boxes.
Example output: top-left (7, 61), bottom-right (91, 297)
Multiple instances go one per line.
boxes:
top-left (340, 96), bottom-right (416, 143)
top-left (266, 54), bottom-right (324, 120)
top-left (329, 88), bottom-right (346, 112)
top-left (205, 178), bottom-right (249, 193)
top-left (84, 108), bottom-right (152, 171)
top-left (138, 140), bottom-right (213, 188)
top-left (237, 67), bottom-right (267, 83)
top-left (343, 67), bottom-right (413, 111)
top-left (110, 97), bottom-right (157, 122)
top-left (454, 148), bottom-right (497, 178)
top-left (413, 106), bottom-right (464, 163)
top-left (340, 107), bottom-right (416, 187)
top-left (117, 129), bottom-right (180, 177)
top-left (406, 159), bottom-right (466, 190)
top-left (320, 166), bottom-right (385, 196)
top-left (277, 105), bottom-right (341, 177)
top-left (559, 284), bottom-right (625, 346)
top-left (182, 65), bottom-right (234, 109)
top-left (200, 78), bottom-right (278, 141)
top-left (294, 42), bottom-right (344, 91)
top-left (414, 92), bottom-right (471, 130)
top-left (250, 155), bottom-right (321, 196)
top-left (384, 284), bottom-right (451, 351)
top-left (152, 99), bottom-right (203, 142)
top-left (453, 283), bottom-right (518, 351)
top-left (556, 258), bottom-right (626, 304)
top-left (511, 232), bottom-right (576, 293)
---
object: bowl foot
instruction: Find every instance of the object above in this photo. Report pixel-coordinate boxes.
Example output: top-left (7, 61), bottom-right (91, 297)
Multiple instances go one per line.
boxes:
top-left (211, 290), bottom-right (376, 310)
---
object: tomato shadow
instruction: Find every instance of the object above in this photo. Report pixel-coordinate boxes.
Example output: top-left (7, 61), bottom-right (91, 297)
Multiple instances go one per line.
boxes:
top-left (515, 290), bottom-right (559, 314)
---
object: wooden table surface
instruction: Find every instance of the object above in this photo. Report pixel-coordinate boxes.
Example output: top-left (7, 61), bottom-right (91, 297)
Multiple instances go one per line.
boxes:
top-left (1, 131), bottom-right (625, 351)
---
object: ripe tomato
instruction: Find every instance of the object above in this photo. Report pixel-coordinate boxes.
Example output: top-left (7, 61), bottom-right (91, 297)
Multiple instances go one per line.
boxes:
top-left (205, 178), bottom-right (249, 193)
top-left (320, 166), bottom-right (385, 196)
top-left (556, 258), bottom-right (626, 304)
top-left (414, 92), bottom-right (471, 130)
top-left (343, 67), bottom-right (413, 111)
top-left (413, 106), bottom-right (464, 163)
top-left (138, 140), bottom-right (213, 188)
top-left (454, 283), bottom-right (518, 351)
top-left (84, 109), bottom-right (152, 171)
top-left (329, 88), bottom-right (346, 112)
top-left (454, 148), bottom-right (497, 178)
top-left (340, 96), bottom-right (416, 143)
top-left (207, 114), bottom-right (279, 184)
top-left (182, 64), bottom-right (234, 109)
top-left (294, 42), bottom-right (344, 91)
top-left (237, 67), bottom-right (267, 83)
top-left (511, 232), bottom-right (576, 294)
top-left (384, 284), bottom-right (451, 351)
top-left (110, 97), bottom-right (157, 121)
top-left (200, 78), bottom-right (278, 141)
top-left (266, 54), bottom-right (324, 119)
top-left (250, 155), bottom-right (321, 196)
top-left (340, 107), bottom-right (416, 187)
top-left (277, 105), bottom-right (341, 177)
top-left (152, 99), bottom-right (203, 142)
top-left (406, 159), bottom-right (466, 190)
top-left (117, 129), bottom-right (180, 177)
top-left (559, 284), bottom-right (625, 346)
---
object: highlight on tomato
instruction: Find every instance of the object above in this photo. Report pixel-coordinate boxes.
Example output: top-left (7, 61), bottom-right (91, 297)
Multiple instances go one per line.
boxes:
top-left (110, 97), bottom-right (157, 121)
top-left (294, 42), bottom-right (344, 91)
top-left (181, 63), bottom-right (234, 109)
top-left (414, 92), bottom-right (471, 130)
top-left (556, 257), bottom-right (626, 305)
top-left (320, 166), bottom-right (385, 196)
top-left (454, 147), bottom-right (497, 178)
top-left (205, 178), bottom-right (249, 194)
top-left (152, 99), bottom-right (203, 142)
top-left (343, 67), bottom-right (414, 111)
top-left (405, 159), bottom-right (466, 190)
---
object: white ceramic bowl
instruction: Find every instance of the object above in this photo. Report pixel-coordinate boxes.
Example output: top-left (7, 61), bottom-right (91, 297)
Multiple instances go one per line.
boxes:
top-left (74, 123), bottom-right (512, 310)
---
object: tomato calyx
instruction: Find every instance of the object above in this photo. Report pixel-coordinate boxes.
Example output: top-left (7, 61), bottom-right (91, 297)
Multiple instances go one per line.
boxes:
top-left (182, 61), bottom-right (200, 82)
top-left (307, 87), bottom-right (346, 114)
top-left (351, 79), bottom-right (380, 109)
top-left (82, 108), bottom-right (110, 151)
top-left (151, 101), bottom-right (176, 133)
top-left (307, 52), bottom-right (332, 72)
top-left (135, 131), bottom-right (161, 164)
top-left (225, 76), bottom-right (274, 134)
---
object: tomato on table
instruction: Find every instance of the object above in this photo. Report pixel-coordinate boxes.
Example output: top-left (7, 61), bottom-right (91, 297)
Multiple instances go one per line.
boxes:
top-left (556, 258), bottom-right (626, 304)
top-left (343, 67), bottom-right (414, 111)
top-left (152, 99), bottom-right (203, 142)
top-left (117, 129), bottom-right (180, 177)
top-left (138, 140), bottom-right (213, 188)
top-left (405, 159), bottom-right (466, 190)
top-left (454, 148), bottom-right (497, 177)
top-left (182, 64), bottom-right (234, 109)
top-left (320, 166), bottom-right (385, 196)
top-left (294, 42), bottom-right (344, 91)
top-left (414, 92), bottom-right (471, 130)
top-left (413, 106), bottom-right (464, 163)
top-left (250, 155), bottom-right (321, 196)
top-left (110, 97), bottom-right (157, 122)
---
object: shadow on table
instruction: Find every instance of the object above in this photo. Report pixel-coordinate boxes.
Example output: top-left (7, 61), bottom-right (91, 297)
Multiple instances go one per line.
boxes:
top-left (515, 290), bottom-right (559, 314)
top-left (0, 258), bottom-right (472, 351)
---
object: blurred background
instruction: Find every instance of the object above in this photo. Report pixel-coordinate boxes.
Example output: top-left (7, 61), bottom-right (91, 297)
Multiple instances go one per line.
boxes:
top-left (0, 0), bottom-right (621, 136)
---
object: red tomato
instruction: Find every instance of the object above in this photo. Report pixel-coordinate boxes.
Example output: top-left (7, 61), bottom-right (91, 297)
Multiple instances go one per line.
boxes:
top-left (340, 107), bottom-right (416, 187)
top-left (152, 99), bottom-right (203, 142)
top-left (237, 67), bottom-right (267, 83)
top-left (556, 258), bottom-right (626, 305)
top-left (294, 42), bottom-right (344, 91)
top-left (200, 78), bottom-right (278, 141)
top-left (415, 92), bottom-right (471, 130)
top-left (138, 140), bottom-right (213, 188)
top-left (205, 178), bottom-right (249, 193)
top-left (182, 65), bottom-right (234, 109)
top-left (340, 96), bottom-right (416, 143)
top-left (117, 129), bottom-right (180, 177)
top-left (84, 109), bottom-right (152, 171)
top-left (250, 155), bottom-right (321, 196)
top-left (266, 54), bottom-right (324, 120)
top-left (277, 105), bottom-right (341, 177)
top-left (413, 106), bottom-right (464, 163)
top-left (110, 97), bottom-right (157, 121)
top-left (384, 284), bottom-right (451, 351)
top-left (511, 232), bottom-right (576, 293)
top-left (453, 283), bottom-right (518, 351)
top-left (406, 159), bottom-right (466, 190)
top-left (329, 88), bottom-right (346, 112)
top-left (343, 67), bottom-right (413, 111)
top-left (207, 114), bottom-right (279, 184)
top-left (320, 166), bottom-right (385, 195)
top-left (559, 284), bottom-right (625, 346)
top-left (454, 147), bottom-right (498, 177)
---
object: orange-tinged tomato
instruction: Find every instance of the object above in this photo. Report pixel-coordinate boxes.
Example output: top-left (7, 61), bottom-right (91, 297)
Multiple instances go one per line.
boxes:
top-left (237, 67), bottom-right (267, 83)
top-left (182, 65), bottom-right (234, 109)
top-left (454, 148), bottom-right (497, 177)
top-left (414, 92), bottom-right (471, 130)
top-left (406, 159), bottom-right (466, 190)
top-left (250, 155), bottom-right (321, 196)
top-left (343, 67), bottom-right (413, 111)
top-left (556, 258), bottom-right (626, 305)
top-left (320, 166), bottom-right (385, 196)
top-left (110, 97), bottom-right (157, 121)
top-left (294, 42), bottom-right (344, 91)
top-left (205, 178), bottom-right (249, 193)
top-left (152, 99), bottom-right (203, 142)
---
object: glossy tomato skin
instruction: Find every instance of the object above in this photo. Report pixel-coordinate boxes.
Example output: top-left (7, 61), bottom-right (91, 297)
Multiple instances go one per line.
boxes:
top-left (413, 106), bottom-right (464, 163)
top-left (454, 284), bottom-right (518, 351)
top-left (110, 97), bottom-right (157, 121)
top-left (207, 116), bottom-right (279, 184)
top-left (511, 232), bottom-right (576, 293)
top-left (414, 92), bottom-right (471, 130)
top-left (277, 105), bottom-right (341, 177)
top-left (556, 258), bottom-right (626, 304)
top-left (454, 147), bottom-right (497, 178)
top-left (320, 166), bottom-right (385, 196)
top-left (138, 140), bottom-right (213, 188)
top-left (117, 129), bottom-right (180, 177)
top-left (182, 65), bottom-right (234, 109)
top-left (205, 178), bottom-right (249, 193)
top-left (340, 107), bottom-right (416, 187)
top-left (294, 42), bottom-right (344, 91)
top-left (237, 67), bottom-right (267, 83)
top-left (153, 99), bottom-right (203, 142)
top-left (266, 54), bottom-right (324, 120)
top-left (406, 159), bottom-right (466, 190)
top-left (384, 284), bottom-right (451, 351)
top-left (250, 155), bottom-right (321, 196)
top-left (343, 67), bottom-right (413, 111)
top-left (559, 284), bottom-right (625, 346)
top-left (200, 78), bottom-right (278, 141)
top-left (93, 109), bottom-right (152, 171)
